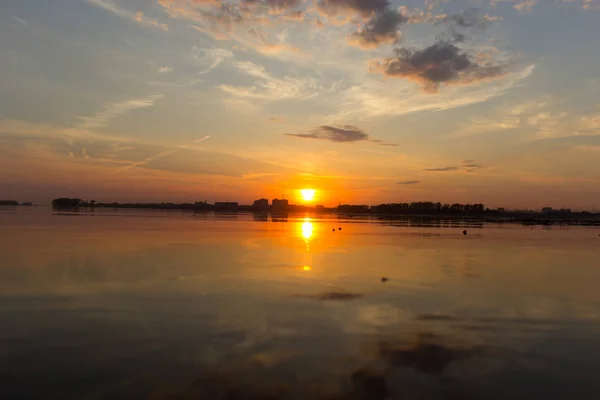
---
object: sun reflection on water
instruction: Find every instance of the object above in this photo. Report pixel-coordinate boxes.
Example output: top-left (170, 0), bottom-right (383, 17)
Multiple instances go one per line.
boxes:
top-left (301, 220), bottom-right (314, 241)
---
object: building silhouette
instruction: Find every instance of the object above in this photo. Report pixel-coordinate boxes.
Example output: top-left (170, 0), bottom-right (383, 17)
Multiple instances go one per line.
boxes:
top-left (271, 198), bottom-right (289, 213)
top-left (214, 202), bottom-right (239, 212)
top-left (253, 198), bottom-right (269, 212)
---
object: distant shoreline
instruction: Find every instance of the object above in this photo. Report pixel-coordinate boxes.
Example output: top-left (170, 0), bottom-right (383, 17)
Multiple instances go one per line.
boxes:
top-left (44, 202), bottom-right (600, 226)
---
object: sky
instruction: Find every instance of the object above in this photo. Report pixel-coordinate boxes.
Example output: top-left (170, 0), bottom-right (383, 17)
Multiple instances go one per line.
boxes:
top-left (1, 0), bottom-right (599, 209)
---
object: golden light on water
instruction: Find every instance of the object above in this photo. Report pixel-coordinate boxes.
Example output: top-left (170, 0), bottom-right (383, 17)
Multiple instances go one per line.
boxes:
top-left (303, 266), bottom-right (312, 271)
top-left (300, 189), bottom-right (316, 202)
top-left (301, 220), bottom-right (314, 240)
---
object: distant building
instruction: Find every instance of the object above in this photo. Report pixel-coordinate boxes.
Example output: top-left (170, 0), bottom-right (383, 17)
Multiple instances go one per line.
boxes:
top-left (215, 202), bottom-right (239, 212)
top-left (271, 198), bottom-right (289, 213)
top-left (253, 198), bottom-right (269, 212)
top-left (559, 208), bottom-right (572, 214)
top-left (194, 201), bottom-right (210, 211)
top-left (497, 207), bottom-right (505, 212)
top-left (542, 207), bottom-right (553, 213)
top-left (337, 204), bottom-right (369, 214)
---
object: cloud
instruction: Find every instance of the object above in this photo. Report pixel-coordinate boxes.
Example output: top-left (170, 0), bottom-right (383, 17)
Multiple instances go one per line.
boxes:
top-left (220, 61), bottom-right (318, 101)
top-left (397, 180), bottom-right (421, 185)
top-left (330, 64), bottom-right (535, 119)
top-left (582, 0), bottom-right (600, 11)
top-left (440, 8), bottom-right (501, 28)
top-left (462, 160), bottom-right (484, 169)
top-left (447, 115), bottom-right (519, 138)
top-left (11, 16), bottom-right (28, 27)
top-left (286, 125), bottom-right (369, 143)
top-left (424, 166), bottom-right (459, 171)
top-left (117, 136), bottom-right (211, 173)
top-left (158, 66), bottom-right (173, 73)
top-left (193, 48), bottom-right (234, 74)
top-left (76, 94), bottom-right (163, 130)
top-left (371, 41), bottom-right (508, 92)
top-left (316, 0), bottom-right (390, 18)
top-left (490, 0), bottom-right (538, 13)
top-left (242, 0), bottom-right (304, 14)
top-left (348, 10), bottom-right (408, 48)
top-left (370, 139), bottom-right (398, 147)
top-left (513, 0), bottom-right (538, 13)
top-left (87, 0), bottom-right (169, 30)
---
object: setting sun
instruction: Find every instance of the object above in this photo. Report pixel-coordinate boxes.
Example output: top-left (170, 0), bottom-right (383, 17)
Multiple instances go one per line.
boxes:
top-left (300, 189), bottom-right (316, 202)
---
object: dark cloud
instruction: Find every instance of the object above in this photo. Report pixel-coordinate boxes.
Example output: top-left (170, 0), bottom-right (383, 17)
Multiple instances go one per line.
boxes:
top-left (317, 0), bottom-right (390, 18)
top-left (350, 9), bottom-right (408, 48)
top-left (372, 41), bottom-right (507, 92)
top-left (285, 125), bottom-right (369, 143)
top-left (397, 180), bottom-right (421, 185)
top-left (424, 166), bottom-right (459, 172)
top-left (463, 163), bottom-right (483, 168)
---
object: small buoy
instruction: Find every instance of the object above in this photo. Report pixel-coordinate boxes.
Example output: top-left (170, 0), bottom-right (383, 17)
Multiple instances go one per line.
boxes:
top-left (332, 228), bottom-right (336, 232)
top-left (381, 277), bottom-right (389, 283)
top-left (462, 230), bottom-right (467, 236)
top-left (338, 227), bottom-right (342, 231)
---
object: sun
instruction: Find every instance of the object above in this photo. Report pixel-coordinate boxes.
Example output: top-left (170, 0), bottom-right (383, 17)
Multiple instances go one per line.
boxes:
top-left (300, 189), bottom-right (316, 202)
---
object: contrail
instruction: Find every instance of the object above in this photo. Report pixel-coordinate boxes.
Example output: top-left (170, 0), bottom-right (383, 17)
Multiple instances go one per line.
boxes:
top-left (116, 135), bottom-right (210, 173)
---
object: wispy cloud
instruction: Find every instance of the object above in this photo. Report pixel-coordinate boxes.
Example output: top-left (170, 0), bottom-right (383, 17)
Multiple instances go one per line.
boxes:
top-left (220, 61), bottom-right (318, 101)
top-left (462, 160), bottom-right (484, 172)
top-left (447, 115), bottom-right (520, 138)
top-left (76, 94), bottom-right (163, 130)
top-left (332, 64), bottom-right (535, 119)
top-left (116, 136), bottom-right (211, 173)
top-left (490, 0), bottom-right (538, 13)
top-left (87, 0), bottom-right (169, 31)
top-left (192, 48), bottom-right (234, 75)
top-left (158, 66), bottom-right (173, 73)
top-left (11, 16), bottom-right (28, 27)
top-left (397, 180), bottom-right (421, 185)
top-left (424, 166), bottom-right (459, 172)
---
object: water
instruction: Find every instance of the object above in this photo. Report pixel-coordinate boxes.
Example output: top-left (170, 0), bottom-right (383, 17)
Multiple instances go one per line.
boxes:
top-left (1, 207), bottom-right (600, 399)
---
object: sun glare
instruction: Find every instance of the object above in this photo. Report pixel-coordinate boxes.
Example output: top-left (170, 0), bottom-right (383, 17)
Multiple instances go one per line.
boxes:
top-left (300, 189), bottom-right (316, 202)
top-left (301, 220), bottom-right (313, 240)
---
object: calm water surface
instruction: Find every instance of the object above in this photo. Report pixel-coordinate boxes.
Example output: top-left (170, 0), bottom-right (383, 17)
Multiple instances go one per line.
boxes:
top-left (1, 207), bottom-right (600, 399)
